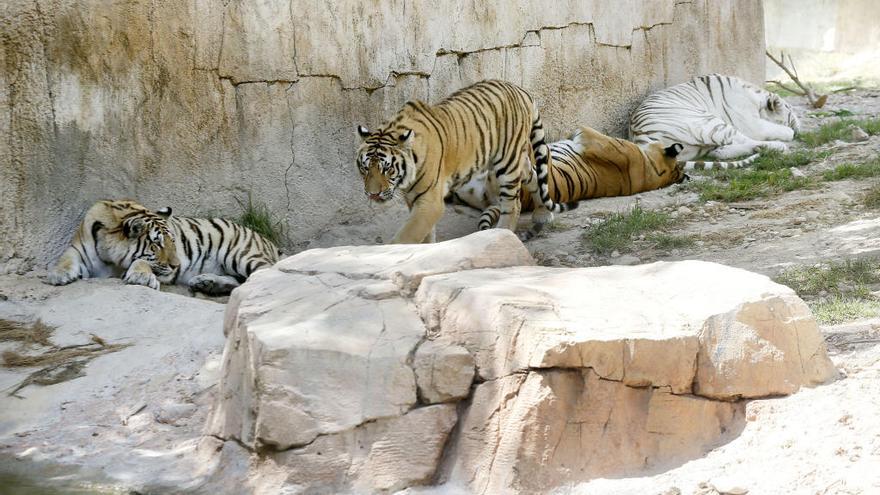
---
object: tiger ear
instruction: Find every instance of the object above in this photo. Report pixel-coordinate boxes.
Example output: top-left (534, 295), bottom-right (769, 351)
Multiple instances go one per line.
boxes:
top-left (767, 95), bottom-right (781, 113)
top-left (664, 143), bottom-right (684, 158)
top-left (123, 217), bottom-right (146, 239)
top-left (156, 207), bottom-right (172, 218)
top-left (357, 125), bottom-right (371, 139)
top-left (398, 128), bottom-right (413, 145)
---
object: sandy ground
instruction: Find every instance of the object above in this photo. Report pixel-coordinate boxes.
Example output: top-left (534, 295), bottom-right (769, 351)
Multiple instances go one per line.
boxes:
top-left (1, 91), bottom-right (880, 494)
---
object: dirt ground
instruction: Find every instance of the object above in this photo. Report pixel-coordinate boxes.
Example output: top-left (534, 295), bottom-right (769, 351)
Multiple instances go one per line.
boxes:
top-left (2, 91), bottom-right (880, 494)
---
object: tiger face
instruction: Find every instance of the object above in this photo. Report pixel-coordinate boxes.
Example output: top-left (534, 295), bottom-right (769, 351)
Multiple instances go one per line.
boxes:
top-left (762, 93), bottom-right (801, 134)
top-left (121, 207), bottom-right (180, 278)
top-left (356, 125), bottom-right (415, 203)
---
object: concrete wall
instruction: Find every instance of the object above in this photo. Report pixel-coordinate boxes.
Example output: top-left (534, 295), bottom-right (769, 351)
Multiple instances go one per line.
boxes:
top-left (0, 0), bottom-right (765, 271)
top-left (765, 0), bottom-right (880, 82)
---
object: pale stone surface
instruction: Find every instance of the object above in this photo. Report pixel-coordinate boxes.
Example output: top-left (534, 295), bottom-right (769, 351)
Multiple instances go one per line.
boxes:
top-left (694, 295), bottom-right (838, 400)
top-left (443, 370), bottom-right (743, 494)
top-left (276, 229), bottom-right (533, 296)
top-left (416, 260), bottom-right (837, 397)
top-left (207, 231), bottom-right (528, 493)
top-left (0, 0), bottom-right (765, 271)
top-left (0, 275), bottom-right (226, 492)
top-left (413, 341), bottom-right (475, 404)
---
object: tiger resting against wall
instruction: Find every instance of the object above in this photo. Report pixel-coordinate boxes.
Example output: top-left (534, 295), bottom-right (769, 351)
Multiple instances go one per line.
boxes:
top-left (355, 79), bottom-right (578, 243)
top-left (452, 126), bottom-right (685, 234)
top-left (47, 200), bottom-right (279, 295)
top-left (629, 74), bottom-right (801, 170)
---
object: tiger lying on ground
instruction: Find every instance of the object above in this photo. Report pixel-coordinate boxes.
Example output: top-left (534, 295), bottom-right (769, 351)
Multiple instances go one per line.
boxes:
top-left (47, 200), bottom-right (279, 295)
top-left (356, 79), bottom-right (578, 243)
top-left (451, 126), bottom-right (685, 235)
top-left (629, 74), bottom-right (800, 170)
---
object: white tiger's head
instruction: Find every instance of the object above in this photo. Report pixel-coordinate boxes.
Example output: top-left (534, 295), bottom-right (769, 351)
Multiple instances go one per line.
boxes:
top-left (761, 93), bottom-right (801, 135)
top-left (356, 125), bottom-right (416, 203)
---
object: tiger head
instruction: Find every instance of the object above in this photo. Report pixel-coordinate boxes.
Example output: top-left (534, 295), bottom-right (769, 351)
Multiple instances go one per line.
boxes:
top-left (121, 206), bottom-right (180, 278)
top-left (356, 125), bottom-right (416, 203)
top-left (762, 93), bottom-right (801, 135)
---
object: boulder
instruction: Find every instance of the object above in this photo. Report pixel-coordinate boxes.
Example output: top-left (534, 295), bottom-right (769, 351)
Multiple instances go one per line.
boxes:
top-left (208, 232), bottom-right (837, 494)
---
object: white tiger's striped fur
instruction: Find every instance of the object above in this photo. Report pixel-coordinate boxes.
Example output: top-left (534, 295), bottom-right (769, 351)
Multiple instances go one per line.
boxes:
top-left (47, 200), bottom-right (279, 295)
top-left (630, 74), bottom-right (800, 170)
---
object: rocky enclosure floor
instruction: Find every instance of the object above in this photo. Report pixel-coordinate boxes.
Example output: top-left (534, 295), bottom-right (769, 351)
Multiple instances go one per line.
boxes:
top-left (2, 91), bottom-right (879, 494)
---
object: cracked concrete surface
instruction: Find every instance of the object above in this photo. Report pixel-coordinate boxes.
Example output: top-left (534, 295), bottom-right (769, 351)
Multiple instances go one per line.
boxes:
top-left (0, 0), bottom-right (764, 272)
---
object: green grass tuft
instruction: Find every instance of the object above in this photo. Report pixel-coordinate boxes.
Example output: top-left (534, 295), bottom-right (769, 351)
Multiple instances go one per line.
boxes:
top-left (685, 150), bottom-right (825, 202)
top-left (812, 297), bottom-right (880, 325)
top-left (822, 158), bottom-right (880, 181)
top-left (863, 184), bottom-right (880, 209)
top-left (234, 194), bottom-right (286, 246)
top-left (775, 258), bottom-right (880, 298)
top-left (799, 118), bottom-right (880, 147)
top-left (581, 206), bottom-right (671, 255)
top-left (648, 233), bottom-right (696, 250)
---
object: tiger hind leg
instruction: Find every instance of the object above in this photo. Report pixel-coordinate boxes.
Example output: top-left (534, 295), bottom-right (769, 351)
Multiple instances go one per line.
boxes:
top-left (188, 273), bottom-right (241, 296)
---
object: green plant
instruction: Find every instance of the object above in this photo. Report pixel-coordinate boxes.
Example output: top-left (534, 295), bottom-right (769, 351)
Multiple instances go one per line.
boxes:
top-left (581, 205), bottom-right (672, 255)
top-left (812, 297), bottom-right (880, 325)
top-left (822, 158), bottom-right (880, 181)
top-left (234, 193), bottom-right (286, 246)
top-left (685, 149), bottom-right (824, 202)
top-left (648, 233), bottom-right (695, 250)
top-left (775, 259), bottom-right (880, 298)
top-left (799, 118), bottom-right (880, 147)
top-left (863, 184), bottom-right (880, 209)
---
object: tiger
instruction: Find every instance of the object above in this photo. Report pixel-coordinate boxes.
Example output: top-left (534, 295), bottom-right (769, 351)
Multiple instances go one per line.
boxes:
top-left (355, 79), bottom-right (578, 244)
top-left (629, 74), bottom-right (801, 170)
top-left (451, 126), bottom-right (686, 235)
top-left (46, 200), bottom-right (279, 295)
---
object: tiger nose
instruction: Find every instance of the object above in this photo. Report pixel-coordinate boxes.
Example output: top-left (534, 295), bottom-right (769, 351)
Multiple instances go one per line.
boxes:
top-left (368, 193), bottom-right (382, 200)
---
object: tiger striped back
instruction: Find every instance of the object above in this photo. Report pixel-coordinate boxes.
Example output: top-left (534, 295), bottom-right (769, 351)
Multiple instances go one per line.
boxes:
top-left (629, 74), bottom-right (800, 167)
top-left (452, 127), bottom-right (685, 234)
top-left (47, 199), bottom-right (279, 295)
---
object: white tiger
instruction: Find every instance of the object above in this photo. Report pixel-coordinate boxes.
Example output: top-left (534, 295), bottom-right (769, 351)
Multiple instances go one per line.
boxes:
top-left (629, 74), bottom-right (801, 170)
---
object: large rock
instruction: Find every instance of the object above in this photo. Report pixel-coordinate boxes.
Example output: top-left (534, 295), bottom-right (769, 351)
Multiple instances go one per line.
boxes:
top-left (207, 230), bottom-right (527, 492)
top-left (207, 231), bottom-right (836, 494)
top-left (0, 0), bottom-right (766, 272)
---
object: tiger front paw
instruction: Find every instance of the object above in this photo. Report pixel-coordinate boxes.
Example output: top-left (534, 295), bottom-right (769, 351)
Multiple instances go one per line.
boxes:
top-left (46, 268), bottom-right (79, 286)
top-left (123, 268), bottom-right (160, 290)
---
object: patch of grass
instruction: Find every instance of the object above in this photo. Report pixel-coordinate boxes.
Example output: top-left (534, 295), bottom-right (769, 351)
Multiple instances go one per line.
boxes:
top-left (809, 109), bottom-right (855, 118)
top-left (822, 158), bottom-right (880, 181)
top-left (685, 150), bottom-right (824, 202)
top-left (777, 258), bottom-right (880, 325)
top-left (775, 258), bottom-right (880, 298)
top-left (799, 118), bottom-right (880, 147)
top-left (234, 193), bottom-right (286, 246)
top-left (812, 297), bottom-right (880, 325)
top-left (648, 233), bottom-right (695, 250)
top-left (582, 206), bottom-right (672, 255)
top-left (863, 184), bottom-right (880, 209)
top-left (542, 220), bottom-right (573, 233)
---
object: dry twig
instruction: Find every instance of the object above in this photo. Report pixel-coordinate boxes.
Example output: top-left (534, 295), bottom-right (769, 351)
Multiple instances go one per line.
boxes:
top-left (766, 50), bottom-right (828, 108)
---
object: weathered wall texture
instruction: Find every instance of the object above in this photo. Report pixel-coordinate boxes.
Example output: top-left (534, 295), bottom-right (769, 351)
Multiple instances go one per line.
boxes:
top-left (765, 0), bottom-right (880, 82)
top-left (0, 0), bottom-right (765, 271)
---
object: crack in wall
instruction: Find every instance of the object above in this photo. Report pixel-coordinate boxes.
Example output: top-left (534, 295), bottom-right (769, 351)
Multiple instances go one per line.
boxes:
top-left (200, 2), bottom-right (694, 91)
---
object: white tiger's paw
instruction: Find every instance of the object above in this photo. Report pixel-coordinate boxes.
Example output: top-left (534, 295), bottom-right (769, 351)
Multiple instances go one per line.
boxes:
top-left (758, 141), bottom-right (788, 153)
top-left (123, 270), bottom-right (160, 290)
